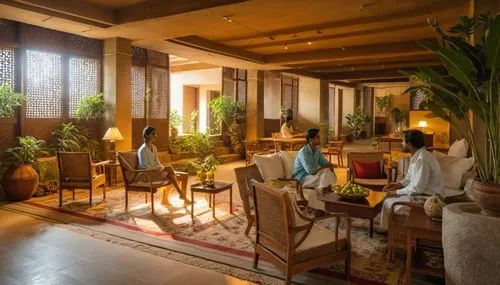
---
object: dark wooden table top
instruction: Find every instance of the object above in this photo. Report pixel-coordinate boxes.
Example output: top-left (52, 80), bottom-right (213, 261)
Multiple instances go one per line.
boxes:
top-left (319, 190), bottom-right (386, 208)
top-left (190, 181), bottom-right (233, 193)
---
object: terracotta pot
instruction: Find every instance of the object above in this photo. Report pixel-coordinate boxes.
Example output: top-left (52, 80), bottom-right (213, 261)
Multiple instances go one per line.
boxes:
top-left (1, 164), bottom-right (39, 201)
top-left (473, 180), bottom-right (500, 216)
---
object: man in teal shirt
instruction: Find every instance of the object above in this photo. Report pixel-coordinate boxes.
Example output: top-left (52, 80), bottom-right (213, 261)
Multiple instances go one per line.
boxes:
top-left (292, 128), bottom-right (336, 193)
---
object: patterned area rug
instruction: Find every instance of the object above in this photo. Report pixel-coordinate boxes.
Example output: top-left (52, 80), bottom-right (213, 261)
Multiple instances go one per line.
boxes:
top-left (25, 161), bottom-right (404, 284)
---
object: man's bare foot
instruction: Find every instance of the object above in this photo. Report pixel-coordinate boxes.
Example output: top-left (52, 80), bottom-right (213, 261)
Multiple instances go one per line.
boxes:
top-left (182, 198), bottom-right (192, 205)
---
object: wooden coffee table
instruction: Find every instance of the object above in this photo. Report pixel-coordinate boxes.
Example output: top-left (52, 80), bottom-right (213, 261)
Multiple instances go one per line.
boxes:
top-left (319, 190), bottom-right (386, 237)
top-left (190, 181), bottom-right (233, 224)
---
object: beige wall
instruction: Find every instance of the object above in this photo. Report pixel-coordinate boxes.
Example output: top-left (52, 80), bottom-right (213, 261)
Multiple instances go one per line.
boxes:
top-left (296, 75), bottom-right (320, 130)
top-left (264, 71), bottom-right (281, 119)
top-left (341, 87), bottom-right (355, 133)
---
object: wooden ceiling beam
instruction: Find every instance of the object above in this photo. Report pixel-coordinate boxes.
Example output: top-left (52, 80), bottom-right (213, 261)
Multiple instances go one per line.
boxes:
top-left (349, 78), bottom-right (411, 84)
top-left (116, 0), bottom-right (248, 24)
top-left (330, 80), bottom-right (357, 88)
top-left (171, 63), bottom-right (219, 73)
top-left (287, 54), bottom-right (438, 69)
top-left (320, 66), bottom-right (446, 80)
top-left (1, 0), bottom-right (115, 27)
top-left (167, 36), bottom-right (265, 63)
top-left (266, 39), bottom-right (436, 65)
top-left (311, 60), bottom-right (442, 73)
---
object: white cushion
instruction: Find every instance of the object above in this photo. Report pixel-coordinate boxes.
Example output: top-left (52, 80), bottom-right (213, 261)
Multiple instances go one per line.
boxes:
top-left (433, 151), bottom-right (474, 189)
top-left (279, 151), bottom-right (298, 179)
top-left (448, 139), bottom-right (468, 158)
top-left (253, 153), bottom-right (285, 181)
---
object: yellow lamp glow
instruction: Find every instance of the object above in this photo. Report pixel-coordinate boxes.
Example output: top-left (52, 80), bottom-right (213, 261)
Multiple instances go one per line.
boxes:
top-left (103, 127), bottom-right (124, 163)
top-left (418, 121), bottom-right (428, 132)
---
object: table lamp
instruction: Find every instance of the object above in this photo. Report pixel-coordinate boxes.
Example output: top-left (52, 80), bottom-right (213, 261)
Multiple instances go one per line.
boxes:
top-left (103, 127), bottom-right (124, 163)
top-left (418, 120), bottom-right (428, 132)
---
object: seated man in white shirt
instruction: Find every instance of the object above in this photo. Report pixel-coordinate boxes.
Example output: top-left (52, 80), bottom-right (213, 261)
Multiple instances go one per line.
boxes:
top-left (138, 126), bottom-right (190, 204)
top-left (380, 129), bottom-right (443, 230)
top-left (280, 116), bottom-right (296, 138)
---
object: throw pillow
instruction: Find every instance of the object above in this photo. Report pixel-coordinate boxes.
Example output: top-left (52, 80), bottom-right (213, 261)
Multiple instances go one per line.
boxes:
top-left (352, 160), bottom-right (382, 179)
top-left (433, 151), bottom-right (474, 189)
top-left (448, 139), bottom-right (468, 158)
top-left (253, 152), bottom-right (285, 181)
top-left (279, 151), bottom-right (299, 179)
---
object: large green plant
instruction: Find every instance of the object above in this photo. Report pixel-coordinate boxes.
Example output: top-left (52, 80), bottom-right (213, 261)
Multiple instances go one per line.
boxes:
top-left (345, 107), bottom-right (369, 139)
top-left (1, 136), bottom-right (47, 175)
top-left (75, 93), bottom-right (105, 120)
top-left (50, 122), bottom-right (102, 160)
top-left (208, 96), bottom-right (245, 130)
top-left (0, 84), bottom-right (26, 117)
top-left (404, 14), bottom-right (500, 184)
top-left (182, 131), bottom-right (214, 164)
top-left (169, 109), bottom-right (183, 129)
top-left (375, 95), bottom-right (391, 113)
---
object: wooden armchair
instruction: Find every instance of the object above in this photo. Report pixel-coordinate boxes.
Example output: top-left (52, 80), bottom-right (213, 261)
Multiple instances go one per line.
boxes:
top-left (347, 152), bottom-right (389, 191)
top-left (252, 181), bottom-right (351, 284)
top-left (118, 151), bottom-right (171, 214)
top-left (244, 140), bottom-right (274, 166)
top-left (387, 201), bottom-right (424, 261)
top-left (322, 140), bottom-right (345, 166)
top-left (234, 164), bottom-right (307, 235)
top-left (57, 152), bottom-right (108, 207)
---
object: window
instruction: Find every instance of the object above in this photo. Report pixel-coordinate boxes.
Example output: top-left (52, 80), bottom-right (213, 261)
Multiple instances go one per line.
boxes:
top-left (131, 66), bottom-right (146, 118)
top-left (236, 69), bottom-right (247, 105)
top-left (0, 48), bottom-right (15, 87)
top-left (222, 67), bottom-right (247, 103)
top-left (281, 75), bottom-right (299, 119)
top-left (150, 67), bottom-right (169, 119)
top-left (69, 57), bottom-right (100, 117)
top-left (25, 50), bottom-right (62, 118)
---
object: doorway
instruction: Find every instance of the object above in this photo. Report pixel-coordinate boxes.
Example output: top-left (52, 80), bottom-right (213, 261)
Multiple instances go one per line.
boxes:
top-left (183, 86), bottom-right (199, 134)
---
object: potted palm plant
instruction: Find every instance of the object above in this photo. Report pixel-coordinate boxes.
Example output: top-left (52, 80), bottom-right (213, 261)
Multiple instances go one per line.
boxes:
top-left (346, 107), bottom-right (370, 140)
top-left (1, 136), bottom-right (47, 201)
top-left (75, 93), bottom-right (105, 120)
top-left (405, 14), bottom-right (500, 215)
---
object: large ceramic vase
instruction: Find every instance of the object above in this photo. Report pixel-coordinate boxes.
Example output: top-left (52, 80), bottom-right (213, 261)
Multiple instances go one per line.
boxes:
top-left (473, 180), bottom-right (500, 216)
top-left (1, 164), bottom-right (39, 201)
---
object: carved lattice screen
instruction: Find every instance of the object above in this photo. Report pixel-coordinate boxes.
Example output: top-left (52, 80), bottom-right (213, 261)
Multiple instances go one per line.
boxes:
top-left (237, 69), bottom-right (247, 105)
top-left (0, 48), bottom-right (15, 87)
top-left (69, 57), bottom-right (99, 117)
top-left (25, 50), bottom-right (62, 118)
top-left (131, 66), bottom-right (146, 118)
top-left (150, 67), bottom-right (168, 119)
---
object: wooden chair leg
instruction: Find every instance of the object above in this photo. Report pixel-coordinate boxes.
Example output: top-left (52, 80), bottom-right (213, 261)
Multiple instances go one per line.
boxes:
top-left (253, 253), bottom-right (259, 269)
top-left (89, 188), bottom-right (92, 206)
top-left (285, 267), bottom-right (293, 285)
top-left (103, 184), bottom-right (106, 200)
top-left (337, 154), bottom-right (341, 167)
top-left (245, 217), bottom-right (254, 235)
top-left (340, 152), bottom-right (344, 167)
top-left (72, 189), bottom-right (75, 199)
top-left (151, 190), bottom-right (154, 214)
top-left (125, 190), bottom-right (128, 209)
top-left (145, 192), bottom-right (148, 203)
top-left (59, 188), bottom-right (63, 208)
top-left (345, 247), bottom-right (351, 281)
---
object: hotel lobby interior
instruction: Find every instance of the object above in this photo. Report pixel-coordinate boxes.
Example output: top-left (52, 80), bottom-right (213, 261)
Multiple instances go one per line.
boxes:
top-left (0, 0), bottom-right (499, 284)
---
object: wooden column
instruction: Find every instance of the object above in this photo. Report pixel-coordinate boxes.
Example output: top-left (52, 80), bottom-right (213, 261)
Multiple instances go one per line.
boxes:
top-left (319, 79), bottom-right (329, 123)
top-left (245, 70), bottom-right (264, 140)
top-left (103, 38), bottom-right (132, 151)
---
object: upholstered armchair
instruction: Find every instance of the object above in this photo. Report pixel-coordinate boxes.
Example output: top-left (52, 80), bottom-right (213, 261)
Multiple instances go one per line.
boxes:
top-left (118, 151), bottom-right (171, 214)
top-left (252, 181), bottom-right (351, 284)
top-left (347, 152), bottom-right (389, 191)
top-left (57, 152), bottom-right (108, 207)
top-left (387, 201), bottom-right (423, 261)
top-left (234, 164), bottom-right (306, 235)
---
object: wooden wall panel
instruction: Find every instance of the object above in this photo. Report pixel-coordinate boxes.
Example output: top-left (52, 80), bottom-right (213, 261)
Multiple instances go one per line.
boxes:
top-left (0, 118), bottom-right (17, 153)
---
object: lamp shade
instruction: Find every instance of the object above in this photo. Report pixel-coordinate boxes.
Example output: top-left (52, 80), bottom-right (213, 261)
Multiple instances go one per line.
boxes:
top-left (418, 121), bottom-right (428, 128)
top-left (102, 127), bottom-right (124, 141)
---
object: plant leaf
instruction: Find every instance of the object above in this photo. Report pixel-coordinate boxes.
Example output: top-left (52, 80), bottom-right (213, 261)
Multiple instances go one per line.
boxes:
top-left (484, 15), bottom-right (500, 70)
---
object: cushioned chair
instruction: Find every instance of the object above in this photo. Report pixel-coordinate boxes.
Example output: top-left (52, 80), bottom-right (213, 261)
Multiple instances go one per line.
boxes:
top-left (118, 151), bottom-right (171, 214)
top-left (347, 152), bottom-right (389, 191)
top-left (322, 140), bottom-right (345, 167)
top-left (57, 152), bottom-right (108, 207)
top-left (234, 164), bottom-right (306, 235)
top-left (252, 181), bottom-right (351, 284)
top-left (387, 201), bottom-right (423, 261)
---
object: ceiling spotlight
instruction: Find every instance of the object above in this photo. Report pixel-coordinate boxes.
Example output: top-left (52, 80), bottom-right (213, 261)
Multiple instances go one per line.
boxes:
top-left (269, 36), bottom-right (275, 40)
top-left (222, 15), bottom-right (233, 22)
top-left (307, 41), bottom-right (312, 45)
top-left (342, 47), bottom-right (346, 50)
top-left (284, 45), bottom-right (288, 50)
top-left (317, 30), bottom-right (323, 34)
top-left (351, 67), bottom-right (355, 71)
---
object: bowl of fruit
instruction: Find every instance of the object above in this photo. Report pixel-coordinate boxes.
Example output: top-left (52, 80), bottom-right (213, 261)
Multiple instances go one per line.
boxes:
top-left (334, 182), bottom-right (369, 200)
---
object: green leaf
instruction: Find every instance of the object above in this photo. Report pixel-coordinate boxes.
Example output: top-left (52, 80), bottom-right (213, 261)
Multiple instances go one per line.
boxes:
top-left (484, 15), bottom-right (500, 69)
top-left (417, 65), bottom-right (446, 86)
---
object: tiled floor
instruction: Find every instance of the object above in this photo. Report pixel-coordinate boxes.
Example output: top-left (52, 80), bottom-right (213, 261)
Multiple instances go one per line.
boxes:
top-left (0, 209), bottom-right (255, 285)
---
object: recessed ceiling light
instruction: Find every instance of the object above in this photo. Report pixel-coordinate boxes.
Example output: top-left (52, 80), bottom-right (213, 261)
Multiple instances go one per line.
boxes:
top-left (342, 47), bottom-right (346, 50)
top-left (284, 45), bottom-right (288, 50)
top-left (222, 15), bottom-right (232, 22)
top-left (307, 41), bottom-right (312, 45)
top-left (351, 67), bottom-right (355, 71)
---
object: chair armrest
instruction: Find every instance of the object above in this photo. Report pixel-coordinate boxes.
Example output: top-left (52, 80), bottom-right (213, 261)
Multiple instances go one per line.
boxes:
top-left (174, 171), bottom-right (188, 176)
top-left (92, 160), bottom-right (111, 167)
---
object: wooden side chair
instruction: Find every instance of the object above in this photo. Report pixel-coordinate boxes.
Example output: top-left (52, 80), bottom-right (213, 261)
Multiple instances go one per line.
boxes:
top-left (322, 140), bottom-right (345, 166)
top-left (57, 152), bottom-right (108, 207)
top-left (244, 140), bottom-right (274, 166)
top-left (234, 164), bottom-right (308, 235)
top-left (347, 152), bottom-right (389, 191)
top-left (118, 151), bottom-right (171, 214)
top-left (387, 201), bottom-right (423, 261)
top-left (252, 181), bottom-right (351, 284)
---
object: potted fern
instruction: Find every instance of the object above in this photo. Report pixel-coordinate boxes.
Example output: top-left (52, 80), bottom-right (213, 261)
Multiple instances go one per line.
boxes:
top-left (50, 122), bottom-right (102, 161)
top-left (405, 14), bottom-right (500, 215)
top-left (1, 136), bottom-right (47, 201)
top-left (0, 84), bottom-right (26, 117)
top-left (75, 93), bottom-right (105, 120)
top-left (345, 107), bottom-right (370, 140)
top-left (169, 109), bottom-right (183, 138)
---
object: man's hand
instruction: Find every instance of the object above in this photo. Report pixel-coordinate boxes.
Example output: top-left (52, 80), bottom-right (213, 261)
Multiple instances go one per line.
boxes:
top-left (385, 190), bottom-right (398, 196)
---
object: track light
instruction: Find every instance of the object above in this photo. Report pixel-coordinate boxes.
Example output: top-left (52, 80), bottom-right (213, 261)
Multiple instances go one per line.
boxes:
top-left (222, 15), bottom-right (233, 22)
top-left (307, 41), bottom-right (312, 45)
top-left (284, 45), bottom-right (288, 50)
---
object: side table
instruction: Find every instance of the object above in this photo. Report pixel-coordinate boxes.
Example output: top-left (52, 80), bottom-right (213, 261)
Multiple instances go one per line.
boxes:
top-left (105, 162), bottom-right (120, 186)
top-left (190, 181), bottom-right (233, 224)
